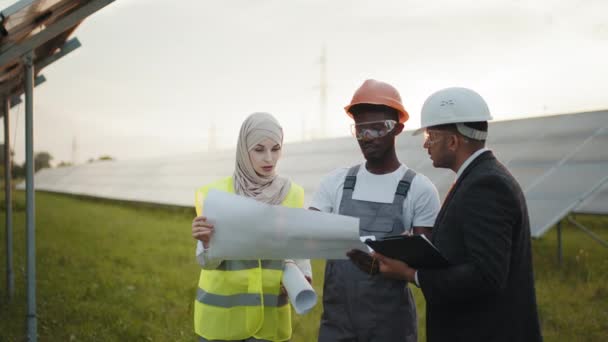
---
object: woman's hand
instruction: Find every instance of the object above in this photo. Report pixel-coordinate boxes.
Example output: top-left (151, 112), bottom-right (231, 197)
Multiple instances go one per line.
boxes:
top-left (192, 216), bottom-right (214, 248)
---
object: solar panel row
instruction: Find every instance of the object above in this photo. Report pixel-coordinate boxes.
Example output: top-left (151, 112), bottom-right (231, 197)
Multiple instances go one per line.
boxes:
top-left (24, 110), bottom-right (608, 237)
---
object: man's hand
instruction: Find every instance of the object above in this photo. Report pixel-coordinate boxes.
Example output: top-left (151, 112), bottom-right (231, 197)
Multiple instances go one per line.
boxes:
top-left (373, 252), bottom-right (417, 282)
top-left (347, 249), bottom-right (380, 275)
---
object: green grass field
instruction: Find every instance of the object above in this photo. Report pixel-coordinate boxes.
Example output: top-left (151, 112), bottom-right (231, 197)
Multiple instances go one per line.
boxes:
top-left (1, 192), bottom-right (607, 341)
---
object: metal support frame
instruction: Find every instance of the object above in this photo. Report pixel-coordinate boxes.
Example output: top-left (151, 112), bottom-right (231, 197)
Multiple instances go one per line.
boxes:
top-left (0, 0), bottom-right (37, 18)
top-left (0, 1), bottom-right (115, 340)
top-left (9, 75), bottom-right (46, 108)
top-left (567, 216), bottom-right (608, 249)
top-left (3, 96), bottom-right (14, 301)
top-left (0, 38), bottom-right (79, 98)
top-left (553, 175), bottom-right (608, 265)
top-left (0, 0), bottom-right (113, 66)
top-left (2, 38), bottom-right (79, 105)
top-left (36, 38), bottom-right (81, 71)
top-left (555, 214), bottom-right (608, 268)
top-left (24, 51), bottom-right (36, 342)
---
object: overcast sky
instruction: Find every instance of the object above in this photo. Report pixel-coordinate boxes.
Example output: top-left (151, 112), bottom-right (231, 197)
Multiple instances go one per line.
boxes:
top-left (2, 0), bottom-right (607, 164)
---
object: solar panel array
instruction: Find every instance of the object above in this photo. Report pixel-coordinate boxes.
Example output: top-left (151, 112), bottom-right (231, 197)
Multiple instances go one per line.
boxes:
top-left (25, 110), bottom-right (608, 237)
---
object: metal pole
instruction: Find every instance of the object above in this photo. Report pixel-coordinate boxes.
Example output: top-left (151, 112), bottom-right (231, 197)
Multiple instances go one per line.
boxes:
top-left (557, 221), bottom-right (563, 266)
top-left (24, 51), bottom-right (37, 342)
top-left (4, 96), bottom-right (14, 301)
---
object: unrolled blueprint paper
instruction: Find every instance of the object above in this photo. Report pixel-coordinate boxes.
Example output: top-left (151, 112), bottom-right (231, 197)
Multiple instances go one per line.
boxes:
top-left (283, 262), bottom-right (317, 315)
top-left (203, 190), bottom-right (366, 260)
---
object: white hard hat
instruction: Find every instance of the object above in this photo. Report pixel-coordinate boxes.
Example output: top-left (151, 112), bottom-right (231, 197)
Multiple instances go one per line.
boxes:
top-left (414, 87), bottom-right (493, 140)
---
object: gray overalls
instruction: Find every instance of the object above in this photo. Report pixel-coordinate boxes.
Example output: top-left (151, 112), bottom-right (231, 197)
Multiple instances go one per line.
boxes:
top-left (319, 165), bottom-right (418, 342)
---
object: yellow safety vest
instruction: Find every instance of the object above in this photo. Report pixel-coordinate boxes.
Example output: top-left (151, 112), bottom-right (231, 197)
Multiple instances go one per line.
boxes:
top-left (193, 176), bottom-right (304, 341)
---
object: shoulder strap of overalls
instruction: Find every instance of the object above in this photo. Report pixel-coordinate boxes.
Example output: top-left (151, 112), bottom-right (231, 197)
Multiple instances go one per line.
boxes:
top-left (391, 168), bottom-right (417, 230)
top-left (341, 164), bottom-right (360, 199)
top-left (394, 168), bottom-right (416, 199)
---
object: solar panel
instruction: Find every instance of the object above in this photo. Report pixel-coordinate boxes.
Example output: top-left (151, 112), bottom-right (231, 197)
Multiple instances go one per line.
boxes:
top-left (24, 110), bottom-right (608, 238)
top-left (576, 182), bottom-right (608, 215)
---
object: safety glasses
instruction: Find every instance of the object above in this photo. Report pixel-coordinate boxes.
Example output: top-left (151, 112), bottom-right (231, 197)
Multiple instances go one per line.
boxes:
top-left (351, 120), bottom-right (397, 140)
top-left (423, 129), bottom-right (452, 146)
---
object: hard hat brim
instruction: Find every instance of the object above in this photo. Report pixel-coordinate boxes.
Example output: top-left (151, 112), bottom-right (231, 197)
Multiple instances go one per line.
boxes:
top-left (344, 103), bottom-right (409, 124)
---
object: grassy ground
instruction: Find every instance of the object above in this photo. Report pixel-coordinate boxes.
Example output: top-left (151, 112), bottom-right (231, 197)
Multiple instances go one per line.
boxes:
top-left (0, 192), bottom-right (607, 341)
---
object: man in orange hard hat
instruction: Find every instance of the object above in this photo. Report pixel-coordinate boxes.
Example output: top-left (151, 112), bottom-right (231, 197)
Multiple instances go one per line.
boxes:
top-left (310, 79), bottom-right (440, 342)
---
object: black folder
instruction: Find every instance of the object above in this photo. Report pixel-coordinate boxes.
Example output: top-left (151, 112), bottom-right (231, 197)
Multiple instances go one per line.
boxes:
top-left (364, 234), bottom-right (450, 269)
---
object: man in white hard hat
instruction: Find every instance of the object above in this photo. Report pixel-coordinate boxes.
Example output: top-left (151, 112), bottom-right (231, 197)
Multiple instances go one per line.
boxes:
top-left (373, 87), bottom-right (542, 342)
top-left (310, 79), bottom-right (441, 342)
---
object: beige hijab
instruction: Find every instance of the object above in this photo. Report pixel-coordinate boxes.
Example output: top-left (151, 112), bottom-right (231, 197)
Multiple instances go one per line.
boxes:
top-left (233, 112), bottom-right (291, 205)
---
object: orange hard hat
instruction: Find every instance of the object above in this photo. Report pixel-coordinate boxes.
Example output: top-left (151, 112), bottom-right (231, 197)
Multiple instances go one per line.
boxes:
top-left (344, 79), bottom-right (409, 123)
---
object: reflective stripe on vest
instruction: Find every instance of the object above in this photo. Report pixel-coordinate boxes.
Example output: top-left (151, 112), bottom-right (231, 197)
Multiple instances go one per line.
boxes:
top-left (196, 288), bottom-right (289, 308)
top-left (215, 260), bottom-right (284, 271)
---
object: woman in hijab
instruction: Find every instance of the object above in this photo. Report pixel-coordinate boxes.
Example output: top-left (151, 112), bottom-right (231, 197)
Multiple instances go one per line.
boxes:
top-left (191, 112), bottom-right (311, 342)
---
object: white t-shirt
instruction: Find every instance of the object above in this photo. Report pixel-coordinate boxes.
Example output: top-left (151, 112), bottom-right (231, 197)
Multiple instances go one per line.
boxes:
top-left (310, 163), bottom-right (440, 230)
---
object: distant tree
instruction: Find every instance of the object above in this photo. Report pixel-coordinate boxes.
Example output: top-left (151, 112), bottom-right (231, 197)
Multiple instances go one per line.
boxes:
top-left (0, 145), bottom-right (18, 178)
top-left (98, 155), bottom-right (114, 161)
top-left (34, 151), bottom-right (53, 172)
top-left (57, 161), bottom-right (73, 168)
top-left (11, 162), bottom-right (25, 179)
top-left (86, 155), bottom-right (115, 163)
top-left (0, 144), bottom-right (15, 164)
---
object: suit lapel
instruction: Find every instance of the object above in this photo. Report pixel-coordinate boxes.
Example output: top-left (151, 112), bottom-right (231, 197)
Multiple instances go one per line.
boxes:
top-left (433, 151), bottom-right (496, 238)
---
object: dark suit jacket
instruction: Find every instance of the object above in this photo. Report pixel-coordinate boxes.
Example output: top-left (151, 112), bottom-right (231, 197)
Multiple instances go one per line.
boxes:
top-left (418, 151), bottom-right (542, 342)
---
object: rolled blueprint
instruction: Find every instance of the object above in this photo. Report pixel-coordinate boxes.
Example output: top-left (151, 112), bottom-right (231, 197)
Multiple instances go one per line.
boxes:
top-left (282, 262), bottom-right (317, 315)
top-left (202, 190), bottom-right (366, 260)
